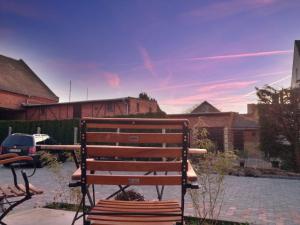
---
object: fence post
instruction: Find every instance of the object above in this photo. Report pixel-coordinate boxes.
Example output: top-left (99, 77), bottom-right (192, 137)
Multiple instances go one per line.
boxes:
top-left (37, 127), bottom-right (41, 134)
top-left (74, 127), bottom-right (78, 144)
top-left (224, 126), bottom-right (229, 152)
top-left (8, 126), bottom-right (12, 135)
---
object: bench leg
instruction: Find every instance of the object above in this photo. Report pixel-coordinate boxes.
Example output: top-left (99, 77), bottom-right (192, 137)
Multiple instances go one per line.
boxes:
top-left (0, 196), bottom-right (30, 223)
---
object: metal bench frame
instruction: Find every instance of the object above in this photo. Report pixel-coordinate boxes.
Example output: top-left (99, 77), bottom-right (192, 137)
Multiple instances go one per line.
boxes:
top-left (0, 154), bottom-right (41, 225)
top-left (80, 118), bottom-right (191, 225)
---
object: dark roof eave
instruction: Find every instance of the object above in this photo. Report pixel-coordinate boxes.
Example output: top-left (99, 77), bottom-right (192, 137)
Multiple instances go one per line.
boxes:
top-left (22, 97), bottom-right (133, 107)
top-left (168, 112), bottom-right (235, 117)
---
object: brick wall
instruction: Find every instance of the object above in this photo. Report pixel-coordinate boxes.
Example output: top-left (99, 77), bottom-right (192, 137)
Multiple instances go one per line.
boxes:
top-left (243, 130), bottom-right (261, 158)
top-left (23, 98), bottom-right (160, 120)
top-left (0, 90), bottom-right (56, 110)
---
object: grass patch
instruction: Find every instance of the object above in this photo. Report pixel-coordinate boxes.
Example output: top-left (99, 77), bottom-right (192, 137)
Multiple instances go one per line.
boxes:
top-left (44, 202), bottom-right (89, 212)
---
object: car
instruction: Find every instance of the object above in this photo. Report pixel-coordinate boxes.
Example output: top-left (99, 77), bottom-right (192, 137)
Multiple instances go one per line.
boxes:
top-left (0, 133), bottom-right (68, 168)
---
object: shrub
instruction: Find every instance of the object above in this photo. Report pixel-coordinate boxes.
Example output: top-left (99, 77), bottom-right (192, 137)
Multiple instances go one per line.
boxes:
top-left (115, 189), bottom-right (145, 201)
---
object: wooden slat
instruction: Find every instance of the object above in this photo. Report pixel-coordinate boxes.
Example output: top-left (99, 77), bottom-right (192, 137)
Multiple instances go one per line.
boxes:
top-left (87, 160), bottom-right (181, 172)
top-left (88, 215), bottom-right (181, 222)
top-left (87, 146), bottom-right (182, 158)
top-left (91, 221), bottom-right (175, 225)
top-left (37, 145), bottom-right (79, 151)
top-left (83, 117), bottom-right (188, 125)
top-left (86, 175), bottom-right (181, 185)
top-left (72, 168), bottom-right (81, 180)
top-left (98, 200), bottom-right (178, 205)
top-left (187, 160), bottom-right (198, 182)
top-left (17, 184), bottom-right (43, 195)
top-left (87, 123), bottom-right (183, 130)
top-left (0, 156), bottom-right (33, 165)
top-left (92, 205), bottom-right (180, 210)
top-left (189, 148), bottom-right (207, 155)
top-left (92, 207), bottom-right (181, 213)
top-left (0, 153), bottom-right (18, 160)
top-left (86, 132), bottom-right (183, 144)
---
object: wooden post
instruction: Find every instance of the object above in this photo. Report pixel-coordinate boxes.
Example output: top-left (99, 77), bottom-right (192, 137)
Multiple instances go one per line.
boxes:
top-left (224, 127), bottom-right (229, 152)
top-left (8, 126), bottom-right (12, 136)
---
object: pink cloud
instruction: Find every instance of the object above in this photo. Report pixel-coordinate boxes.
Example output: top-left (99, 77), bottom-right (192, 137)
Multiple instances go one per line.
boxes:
top-left (185, 50), bottom-right (292, 62)
top-left (102, 72), bottom-right (121, 88)
top-left (161, 80), bottom-right (256, 106)
top-left (138, 46), bottom-right (157, 77)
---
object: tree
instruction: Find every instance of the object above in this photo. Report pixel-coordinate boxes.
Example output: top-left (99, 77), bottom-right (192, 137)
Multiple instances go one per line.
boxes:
top-left (139, 92), bottom-right (153, 101)
top-left (256, 85), bottom-right (300, 171)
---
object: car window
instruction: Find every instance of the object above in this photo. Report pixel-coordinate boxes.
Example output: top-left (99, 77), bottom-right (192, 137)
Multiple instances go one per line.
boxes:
top-left (36, 137), bottom-right (57, 145)
top-left (2, 135), bottom-right (34, 147)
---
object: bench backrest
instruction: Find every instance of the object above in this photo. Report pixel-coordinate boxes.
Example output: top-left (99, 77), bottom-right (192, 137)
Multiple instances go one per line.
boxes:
top-left (80, 118), bottom-right (189, 188)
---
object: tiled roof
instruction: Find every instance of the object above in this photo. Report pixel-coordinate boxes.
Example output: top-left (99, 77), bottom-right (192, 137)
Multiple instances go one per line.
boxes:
top-left (0, 55), bottom-right (58, 101)
top-left (191, 101), bottom-right (220, 113)
top-left (232, 114), bottom-right (259, 129)
top-left (296, 40), bottom-right (300, 55)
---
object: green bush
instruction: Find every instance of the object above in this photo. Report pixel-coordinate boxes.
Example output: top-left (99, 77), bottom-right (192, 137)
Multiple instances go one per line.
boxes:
top-left (0, 119), bottom-right (80, 144)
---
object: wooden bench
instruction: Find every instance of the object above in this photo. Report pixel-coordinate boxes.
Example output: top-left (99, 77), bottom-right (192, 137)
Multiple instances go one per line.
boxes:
top-left (79, 117), bottom-right (197, 225)
top-left (0, 153), bottom-right (43, 225)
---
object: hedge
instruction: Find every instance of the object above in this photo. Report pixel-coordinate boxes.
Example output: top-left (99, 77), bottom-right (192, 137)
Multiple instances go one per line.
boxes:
top-left (0, 119), bottom-right (80, 144)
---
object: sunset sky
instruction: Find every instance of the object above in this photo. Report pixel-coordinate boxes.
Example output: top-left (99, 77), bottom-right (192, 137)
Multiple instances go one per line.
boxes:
top-left (0, 0), bottom-right (299, 113)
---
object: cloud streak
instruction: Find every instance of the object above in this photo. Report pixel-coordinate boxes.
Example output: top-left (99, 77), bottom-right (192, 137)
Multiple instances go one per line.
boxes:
top-left (138, 46), bottom-right (157, 77)
top-left (185, 50), bottom-right (292, 62)
top-left (149, 70), bottom-right (288, 92)
top-left (161, 80), bottom-right (256, 106)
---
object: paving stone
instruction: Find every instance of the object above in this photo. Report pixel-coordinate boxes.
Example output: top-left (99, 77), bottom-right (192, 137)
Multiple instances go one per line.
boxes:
top-left (1, 162), bottom-right (300, 225)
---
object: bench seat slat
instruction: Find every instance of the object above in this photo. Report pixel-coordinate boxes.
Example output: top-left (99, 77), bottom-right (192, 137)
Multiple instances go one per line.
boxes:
top-left (86, 175), bottom-right (181, 185)
top-left (87, 160), bottom-right (181, 172)
top-left (98, 200), bottom-right (178, 205)
top-left (88, 215), bottom-right (181, 222)
top-left (91, 221), bottom-right (174, 225)
top-left (0, 184), bottom-right (43, 199)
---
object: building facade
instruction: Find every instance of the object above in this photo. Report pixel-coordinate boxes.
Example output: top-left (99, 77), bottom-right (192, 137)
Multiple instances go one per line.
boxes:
top-left (23, 97), bottom-right (160, 120)
top-left (168, 102), bottom-right (260, 157)
top-left (0, 55), bottom-right (160, 120)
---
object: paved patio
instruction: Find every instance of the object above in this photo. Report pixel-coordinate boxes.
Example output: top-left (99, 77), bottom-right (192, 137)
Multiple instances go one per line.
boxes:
top-left (1, 162), bottom-right (300, 225)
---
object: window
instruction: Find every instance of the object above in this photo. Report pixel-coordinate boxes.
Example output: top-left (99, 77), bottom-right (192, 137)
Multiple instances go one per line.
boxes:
top-left (107, 103), bottom-right (114, 112)
top-left (137, 103), bottom-right (140, 113)
top-left (73, 104), bottom-right (82, 118)
top-left (149, 107), bottom-right (152, 113)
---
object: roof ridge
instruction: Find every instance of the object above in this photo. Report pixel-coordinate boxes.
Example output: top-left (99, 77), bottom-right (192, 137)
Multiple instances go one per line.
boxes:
top-left (19, 59), bottom-right (59, 100)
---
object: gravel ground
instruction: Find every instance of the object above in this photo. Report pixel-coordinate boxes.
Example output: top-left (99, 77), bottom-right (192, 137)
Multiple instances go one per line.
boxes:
top-left (1, 162), bottom-right (300, 225)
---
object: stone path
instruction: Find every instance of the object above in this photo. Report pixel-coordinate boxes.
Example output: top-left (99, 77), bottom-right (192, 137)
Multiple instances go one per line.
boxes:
top-left (1, 162), bottom-right (300, 225)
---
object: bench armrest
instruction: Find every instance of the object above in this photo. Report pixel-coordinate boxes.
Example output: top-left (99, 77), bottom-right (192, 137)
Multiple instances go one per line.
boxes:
top-left (0, 156), bottom-right (33, 165)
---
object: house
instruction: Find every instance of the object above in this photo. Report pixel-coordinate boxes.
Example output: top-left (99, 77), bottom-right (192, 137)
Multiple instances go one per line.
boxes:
top-left (0, 55), bottom-right (59, 119)
top-left (0, 55), bottom-right (161, 120)
top-left (291, 40), bottom-right (300, 89)
top-left (191, 101), bottom-right (220, 113)
top-left (23, 97), bottom-right (160, 120)
top-left (168, 101), bottom-right (260, 157)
